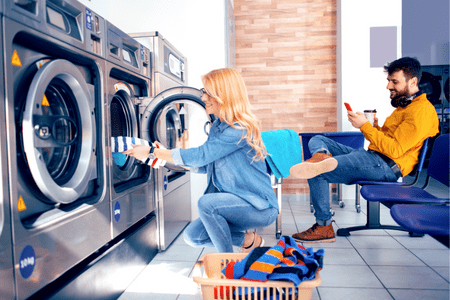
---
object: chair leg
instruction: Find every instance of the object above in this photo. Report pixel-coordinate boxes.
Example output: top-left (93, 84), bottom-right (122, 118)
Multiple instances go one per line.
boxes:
top-left (337, 184), bottom-right (345, 208)
top-left (275, 182), bottom-right (282, 239)
top-left (336, 201), bottom-right (409, 236)
top-left (355, 184), bottom-right (361, 213)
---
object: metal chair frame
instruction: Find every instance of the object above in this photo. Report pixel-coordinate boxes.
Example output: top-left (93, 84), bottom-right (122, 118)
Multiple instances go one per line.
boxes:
top-left (336, 134), bottom-right (449, 237)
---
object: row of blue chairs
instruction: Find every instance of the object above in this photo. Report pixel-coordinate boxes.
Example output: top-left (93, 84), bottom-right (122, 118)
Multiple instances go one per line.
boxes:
top-left (298, 132), bottom-right (449, 246)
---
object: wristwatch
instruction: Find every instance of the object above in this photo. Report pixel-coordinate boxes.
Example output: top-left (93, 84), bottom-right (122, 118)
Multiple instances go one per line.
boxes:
top-left (144, 145), bottom-right (155, 164)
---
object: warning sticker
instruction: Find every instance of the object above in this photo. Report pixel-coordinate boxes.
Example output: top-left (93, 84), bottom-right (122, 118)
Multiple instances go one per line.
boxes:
top-left (114, 82), bottom-right (130, 94)
top-left (36, 59), bottom-right (51, 69)
top-left (11, 50), bottom-right (22, 67)
top-left (42, 94), bottom-right (50, 107)
top-left (18, 195), bottom-right (27, 211)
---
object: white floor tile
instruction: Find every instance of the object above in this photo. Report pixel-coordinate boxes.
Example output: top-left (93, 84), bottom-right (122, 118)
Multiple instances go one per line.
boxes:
top-left (388, 289), bottom-right (450, 300)
top-left (393, 234), bottom-right (449, 250)
top-left (409, 249), bottom-right (450, 267)
top-left (346, 235), bottom-right (405, 249)
top-left (318, 265), bottom-right (383, 288)
top-left (318, 287), bottom-right (393, 300)
top-left (371, 265), bottom-right (449, 289)
top-left (432, 266), bottom-right (450, 281)
top-left (118, 261), bottom-right (197, 300)
top-left (356, 248), bottom-right (427, 266)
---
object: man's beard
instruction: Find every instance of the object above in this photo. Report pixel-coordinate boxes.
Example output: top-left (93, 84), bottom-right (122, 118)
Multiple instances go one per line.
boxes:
top-left (390, 86), bottom-right (416, 108)
top-left (389, 85), bottom-right (409, 100)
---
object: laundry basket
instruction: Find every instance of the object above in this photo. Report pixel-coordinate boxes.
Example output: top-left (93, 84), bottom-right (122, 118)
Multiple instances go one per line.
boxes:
top-left (193, 253), bottom-right (321, 300)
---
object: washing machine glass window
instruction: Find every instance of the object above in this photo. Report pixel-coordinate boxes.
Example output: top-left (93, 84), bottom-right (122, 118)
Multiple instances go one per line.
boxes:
top-left (419, 71), bottom-right (442, 105)
top-left (37, 80), bottom-right (79, 184)
top-left (152, 100), bottom-right (211, 149)
top-left (21, 59), bottom-right (96, 204)
top-left (110, 90), bottom-right (138, 169)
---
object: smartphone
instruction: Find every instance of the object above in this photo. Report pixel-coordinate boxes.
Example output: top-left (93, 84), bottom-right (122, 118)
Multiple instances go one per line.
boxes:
top-left (344, 102), bottom-right (352, 111)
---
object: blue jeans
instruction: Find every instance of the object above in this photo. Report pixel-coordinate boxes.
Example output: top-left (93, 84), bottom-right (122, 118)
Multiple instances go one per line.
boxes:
top-left (307, 135), bottom-right (398, 223)
top-left (183, 190), bottom-right (278, 253)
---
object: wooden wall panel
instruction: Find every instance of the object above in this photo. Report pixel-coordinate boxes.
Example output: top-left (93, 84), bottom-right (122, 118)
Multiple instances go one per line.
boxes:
top-left (234, 0), bottom-right (337, 194)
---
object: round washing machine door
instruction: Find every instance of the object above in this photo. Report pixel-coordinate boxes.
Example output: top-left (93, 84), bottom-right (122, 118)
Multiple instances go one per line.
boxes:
top-left (141, 86), bottom-right (214, 172)
top-left (21, 59), bottom-right (96, 204)
top-left (109, 85), bottom-right (140, 180)
top-left (419, 71), bottom-right (442, 105)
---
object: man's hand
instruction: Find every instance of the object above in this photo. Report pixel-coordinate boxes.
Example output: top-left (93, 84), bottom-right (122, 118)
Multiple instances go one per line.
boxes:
top-left (347, 111), bottom-right (369, 129)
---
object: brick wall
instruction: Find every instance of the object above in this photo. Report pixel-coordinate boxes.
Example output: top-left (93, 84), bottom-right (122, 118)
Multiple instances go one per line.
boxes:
top-left (234, 0), bottom-right (337, 194)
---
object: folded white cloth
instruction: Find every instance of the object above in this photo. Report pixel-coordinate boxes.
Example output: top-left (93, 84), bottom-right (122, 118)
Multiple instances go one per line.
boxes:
top-left (111, 136), bottom-right (166, 169)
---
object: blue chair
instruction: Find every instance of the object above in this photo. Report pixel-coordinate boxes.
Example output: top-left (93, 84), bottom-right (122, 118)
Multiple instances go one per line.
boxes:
top-left (298, 132), bottom-right (365, 212)
top-left (350, 137), bottom-right (431, 213)
top-left (390, 204), bottom-right (450, 247)
top-left (337, 134), bottom-right (449, 237)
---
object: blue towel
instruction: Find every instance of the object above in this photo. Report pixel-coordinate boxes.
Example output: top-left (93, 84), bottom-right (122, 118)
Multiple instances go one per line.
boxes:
top-left (262, 129), bottom-right (302, 179)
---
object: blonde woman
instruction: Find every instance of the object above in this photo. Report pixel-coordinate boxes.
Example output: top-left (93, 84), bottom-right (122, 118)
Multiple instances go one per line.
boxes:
top-left (123, 68), bottom-right (278, 252)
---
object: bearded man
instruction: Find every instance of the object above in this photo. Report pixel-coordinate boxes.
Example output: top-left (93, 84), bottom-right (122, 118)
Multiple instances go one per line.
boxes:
top-left (290, 57), bottom-right (439, 243)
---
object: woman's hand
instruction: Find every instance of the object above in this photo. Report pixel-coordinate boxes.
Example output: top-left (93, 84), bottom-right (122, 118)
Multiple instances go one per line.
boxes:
top-left (122, 144), bottom-right (151, 161)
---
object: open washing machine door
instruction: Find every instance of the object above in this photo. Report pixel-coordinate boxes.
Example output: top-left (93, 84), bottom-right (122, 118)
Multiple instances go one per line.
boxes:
top-left (141, 86), bottom-right (214, 171)
top-left (419, 71), bottom-right (442, 105)
top-left (21, 59), bottom-right (97, 204)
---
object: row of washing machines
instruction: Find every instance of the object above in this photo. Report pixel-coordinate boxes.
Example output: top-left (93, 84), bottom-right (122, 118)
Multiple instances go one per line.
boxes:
top-left (0, 1), bottom-right (213, 299)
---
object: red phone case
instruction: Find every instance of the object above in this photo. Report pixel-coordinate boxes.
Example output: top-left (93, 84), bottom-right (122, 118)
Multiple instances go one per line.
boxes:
top-left (344, 102), bottom-right (352, 111)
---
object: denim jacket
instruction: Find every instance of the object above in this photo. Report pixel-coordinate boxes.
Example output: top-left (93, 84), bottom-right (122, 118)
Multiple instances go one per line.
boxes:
top-left (171, 119), bottom-right (278, 212)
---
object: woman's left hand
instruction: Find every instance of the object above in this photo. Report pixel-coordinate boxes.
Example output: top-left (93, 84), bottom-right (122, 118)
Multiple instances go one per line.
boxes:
top-left (122, 144), bottom-right (151, 161)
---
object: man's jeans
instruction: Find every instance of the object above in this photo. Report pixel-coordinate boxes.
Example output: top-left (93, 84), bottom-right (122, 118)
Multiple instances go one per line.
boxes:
top-left (183, 191), bottom-right (278, 253)
top-left (307, 135), bottom-right (398, 223)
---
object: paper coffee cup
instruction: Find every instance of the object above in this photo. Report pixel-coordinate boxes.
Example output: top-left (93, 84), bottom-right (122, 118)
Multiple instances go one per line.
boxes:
top-left (364, 109), bottom-right (377, 126)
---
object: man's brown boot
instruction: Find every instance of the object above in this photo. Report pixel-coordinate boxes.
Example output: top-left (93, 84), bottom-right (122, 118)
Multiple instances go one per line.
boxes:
top-left (289, 152), bottom-right (337, 179)
top-left (292, 221), bottom-right (336, 243)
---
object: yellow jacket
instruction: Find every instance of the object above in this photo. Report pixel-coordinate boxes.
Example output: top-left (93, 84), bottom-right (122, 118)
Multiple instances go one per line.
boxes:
top-left (360, 93), bottom-right (439, 177)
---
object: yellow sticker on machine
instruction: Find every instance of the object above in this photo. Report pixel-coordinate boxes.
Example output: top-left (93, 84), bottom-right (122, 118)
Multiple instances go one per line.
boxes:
top-left (18, 195), bottom-right (27, 211)
top-left (114, 82), bottom-right (130, 94)
top-left (12, 50), bottom-right (22, 67)
top-left (42, 94), bottom-right (50, 106)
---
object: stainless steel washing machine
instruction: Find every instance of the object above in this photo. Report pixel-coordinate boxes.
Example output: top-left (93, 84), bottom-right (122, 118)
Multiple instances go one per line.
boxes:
top-left (0, 3), bottom-right (15, 299)
top-left (105, 21), bottom-right (155, 238)
top-left (420, 65), bottom-right (450, 134)
top-left (138, 86), bottom-right (214, 251)
top-left (128, 32), bottom-right (193, 250)
top-left (3, 1), bottom-right (109, 298)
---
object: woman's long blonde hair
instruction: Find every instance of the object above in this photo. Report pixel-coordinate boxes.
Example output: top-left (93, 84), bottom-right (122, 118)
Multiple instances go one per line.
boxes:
top-left (201, 68), bottom-right (266, 161)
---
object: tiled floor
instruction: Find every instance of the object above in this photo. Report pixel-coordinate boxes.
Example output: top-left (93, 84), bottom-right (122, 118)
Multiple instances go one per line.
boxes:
top-left (118, 179), bottom-right (449, 300)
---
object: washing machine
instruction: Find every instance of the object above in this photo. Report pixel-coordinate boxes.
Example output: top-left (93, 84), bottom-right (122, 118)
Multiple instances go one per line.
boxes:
top-left (105, 21), bottom-right (155, 238)
top-left (128, 32), bottom-right (194, 250)
top-left (0, 3), bottom-right (15, 299)
top-left (419, 65), bottom-right (450, 134)
top-left (3, 1), bottom-right (110, 298)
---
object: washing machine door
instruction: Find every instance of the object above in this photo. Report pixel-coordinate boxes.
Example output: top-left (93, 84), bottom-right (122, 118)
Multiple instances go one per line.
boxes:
top-left (419, 71), bottom-right (442, 105)
top-left (21, 59), bottom-right (96, 204)
top-left (141, 86), bottom-right (214, 171)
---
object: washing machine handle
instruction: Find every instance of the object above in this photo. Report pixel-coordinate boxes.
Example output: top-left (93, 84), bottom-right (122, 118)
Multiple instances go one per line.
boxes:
top-left (32, 114), bottom-right (78, 147)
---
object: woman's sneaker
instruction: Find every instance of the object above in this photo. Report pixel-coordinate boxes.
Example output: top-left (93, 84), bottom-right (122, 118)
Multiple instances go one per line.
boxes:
top-left (240, 232), bottom-right (265, 253)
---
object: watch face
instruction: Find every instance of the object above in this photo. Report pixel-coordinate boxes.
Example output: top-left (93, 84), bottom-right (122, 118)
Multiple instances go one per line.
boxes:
top-left (148, 153), bottom-right (156, 160)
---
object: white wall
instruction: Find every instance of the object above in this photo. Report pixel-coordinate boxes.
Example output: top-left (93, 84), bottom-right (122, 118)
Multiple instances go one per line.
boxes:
top-left (79, 0), bottom-right (227, 220)
top-left (338, 0), bottom-right (402, 198)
